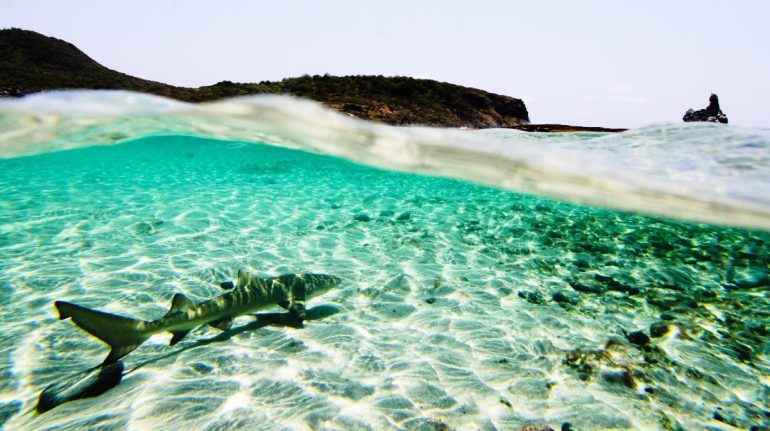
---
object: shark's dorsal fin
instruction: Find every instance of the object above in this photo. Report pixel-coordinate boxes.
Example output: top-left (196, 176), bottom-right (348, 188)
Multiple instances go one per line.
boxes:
top-left (170, 330), bottom-right (191, 345)
top-left (209, 317), bottom-right (233, 331)
top-left (165, 293), bottom-right (196, 317)
top-left (165, 294), bottom-right (197, 345)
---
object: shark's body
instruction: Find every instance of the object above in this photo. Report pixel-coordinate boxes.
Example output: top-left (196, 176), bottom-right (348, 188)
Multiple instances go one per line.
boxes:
top-left (55, 271), bottom-right (341, 363)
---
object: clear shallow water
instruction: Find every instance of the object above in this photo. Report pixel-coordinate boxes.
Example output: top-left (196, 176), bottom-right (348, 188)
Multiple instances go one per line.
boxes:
top-left (0, 135), bottom-right (768, 431)
top-left (0, 91), bottom-right (769, 430)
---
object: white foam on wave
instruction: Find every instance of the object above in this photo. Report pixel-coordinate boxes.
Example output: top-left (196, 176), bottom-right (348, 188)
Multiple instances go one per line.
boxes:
top-left (0, 90), bottom-right (768, 230)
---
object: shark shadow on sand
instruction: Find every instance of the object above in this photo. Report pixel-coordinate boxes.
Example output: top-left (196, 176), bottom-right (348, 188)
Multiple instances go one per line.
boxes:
top-left (36, 304), bottom-right (341, 413)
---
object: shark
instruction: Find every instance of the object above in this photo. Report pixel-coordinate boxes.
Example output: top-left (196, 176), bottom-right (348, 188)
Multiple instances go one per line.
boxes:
top-left (55, 270), bottom-right (341, 363)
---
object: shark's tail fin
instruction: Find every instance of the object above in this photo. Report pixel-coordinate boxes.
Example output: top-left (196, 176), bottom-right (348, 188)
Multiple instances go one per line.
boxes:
top-left (55, 301), bottom-right (151, 363)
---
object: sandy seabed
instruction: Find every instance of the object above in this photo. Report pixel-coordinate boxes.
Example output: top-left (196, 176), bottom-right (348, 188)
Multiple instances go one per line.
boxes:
top-left (0, 136), bottom-right (768, 430)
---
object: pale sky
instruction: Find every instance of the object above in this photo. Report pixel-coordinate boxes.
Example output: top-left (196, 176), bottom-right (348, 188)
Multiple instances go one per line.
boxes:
top-left (3, 1), bottom-right (769, 127)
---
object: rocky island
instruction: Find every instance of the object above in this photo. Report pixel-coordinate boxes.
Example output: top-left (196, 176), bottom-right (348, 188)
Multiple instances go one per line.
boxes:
top-left (0, 28), bottom-right (621, 132)
top-left (683, 93), bottom-right (729, 124)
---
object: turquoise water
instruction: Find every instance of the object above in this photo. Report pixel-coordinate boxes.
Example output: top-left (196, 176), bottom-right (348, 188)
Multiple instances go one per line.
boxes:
top-left (1, 134), bottom-right (768, 430)
top-left (3, 91), bottom-right (770, 230)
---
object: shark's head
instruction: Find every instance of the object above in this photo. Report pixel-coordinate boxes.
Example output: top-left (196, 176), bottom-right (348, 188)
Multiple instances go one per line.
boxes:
top-left (303, 273), bottom-right (342, 299)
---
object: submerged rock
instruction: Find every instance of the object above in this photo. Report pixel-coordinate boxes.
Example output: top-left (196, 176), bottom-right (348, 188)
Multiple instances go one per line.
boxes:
top-left (649, 321), bottom-right (670, 338)
top-left (683, 93), bottom-right (728, 123)
top-left (645, 290), bottom-right (699, 311)
top-left (134, 219), bottom-right (163, 236)
top-left (520, 423), bottom-right (555, 431)
top-left (730, 341), bottom-right (754, 362)
top-left (552, 291), bottom-right (580, 305)
top-left (568, 280), bottom-right (605, 294)
top-left (353, 213), bottom-right (371, 222)
top-left (601, 369), bottom-right (636, 388)
top-left (563, 348), bottom-right (606, 380)
top-left (593, 273), bottom-right (640, 295)
top-left (733, 269), bottom-right (770, 289)
top-left (518, 290), bottom-right (546, 304)
top-left (626, 330), bottom-right (650, 346)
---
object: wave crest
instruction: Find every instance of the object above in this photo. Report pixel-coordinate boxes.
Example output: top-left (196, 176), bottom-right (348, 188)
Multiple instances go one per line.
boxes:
top-left (1, 90), bottom-right (768, 230)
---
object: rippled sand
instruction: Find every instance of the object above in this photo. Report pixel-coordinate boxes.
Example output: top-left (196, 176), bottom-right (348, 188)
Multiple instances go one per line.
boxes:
top-left (0, 136), bottom-right (768, 430)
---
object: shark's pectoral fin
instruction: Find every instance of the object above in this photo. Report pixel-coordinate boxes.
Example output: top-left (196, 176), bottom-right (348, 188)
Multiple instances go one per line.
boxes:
top-left (288, 302), bottom-right (307, 321)
top-left (277, 300), bottom-right (290, 310)
top-left (169, 329), bottom-right (191, 346)
top-left (209, 317), bottom-right (233, 331)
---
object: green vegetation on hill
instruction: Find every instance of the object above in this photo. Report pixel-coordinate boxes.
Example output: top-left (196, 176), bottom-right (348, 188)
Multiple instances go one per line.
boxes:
top-left (0, 28), bottom-right (170, 95)
top-left (0, 28), bottom-right (529, 127)
top-left (200, 75), bottom-right (530, 127)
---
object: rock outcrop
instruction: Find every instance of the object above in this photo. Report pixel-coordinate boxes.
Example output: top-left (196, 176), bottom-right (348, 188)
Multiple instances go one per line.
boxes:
top-left (683, 94), bottom-right (728, 124)
top-left (0, 28), bottom-right (529, 127)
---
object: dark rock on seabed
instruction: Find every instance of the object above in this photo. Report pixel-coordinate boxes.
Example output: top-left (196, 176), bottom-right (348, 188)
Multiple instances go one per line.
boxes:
top-left (552, 291), bottom-right (580, 305)
top-left (568, 280), bottom-right (605, 294)
top-left (518, 290), bottom-right (546, 304)
top-left (649, 321), bottom-right (670, 338)
top-left (520, 424), bottom-right (555, 431)
top-left (353, 213), bottom-right (371, 222)
top-left (626, 330), bottom-right (650, 346)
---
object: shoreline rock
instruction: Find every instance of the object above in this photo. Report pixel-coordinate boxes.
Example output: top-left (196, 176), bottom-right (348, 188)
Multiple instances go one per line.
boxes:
top-left (509, 124), bottom-right (627, 133)
top-left (683, 94), bottom-right (728, 123)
